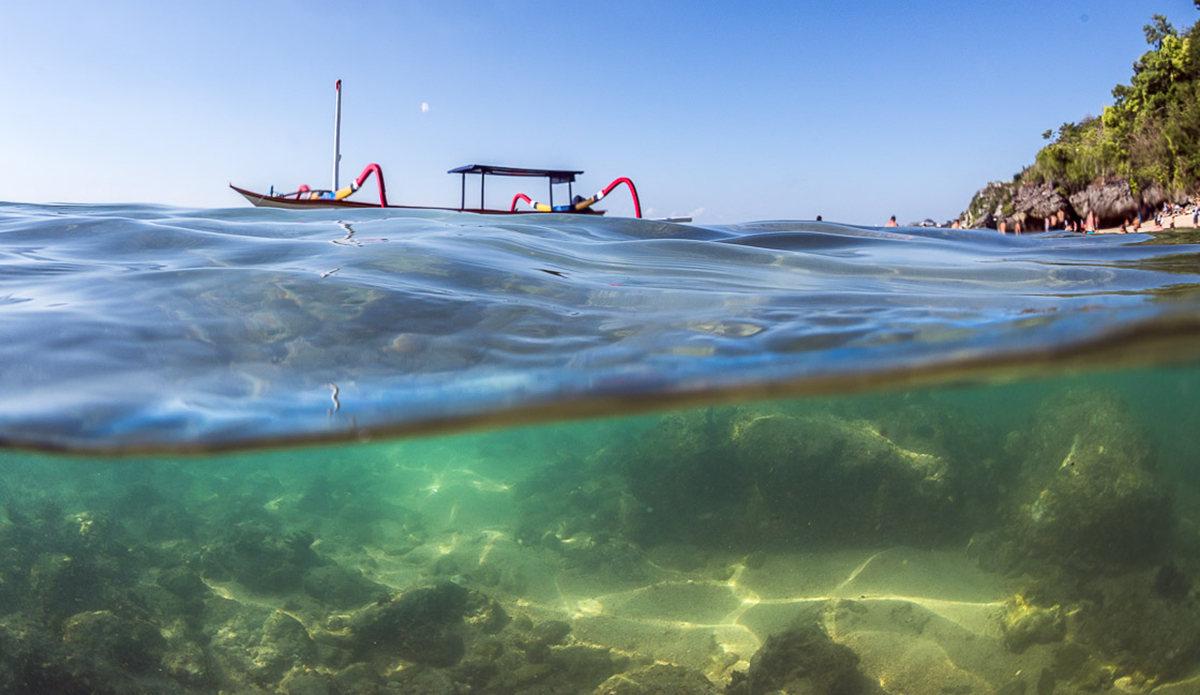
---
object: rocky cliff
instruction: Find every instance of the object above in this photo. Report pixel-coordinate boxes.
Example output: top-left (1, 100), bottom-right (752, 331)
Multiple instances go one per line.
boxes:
top-left (962, 177), bottom-right (1175, 230)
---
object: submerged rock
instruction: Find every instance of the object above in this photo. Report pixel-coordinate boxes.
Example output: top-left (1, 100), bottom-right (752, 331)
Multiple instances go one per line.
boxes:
top-left (278, 667), bottom-right (336, 695)
top-left (611, 409), bottom-right (748, 547)
top-left (532, 619), bottom-right (571, 646)
top-left (302, 564), bottom-right (388, 609)
top-left (29, 552), bottom-right (105, 624)
top-left (349, 581), bottom-right (470, 667)
top-left (199, 522), bottom-right (322, 593)
top-left (156, 566), bottom-right (209, 603)
top-left (592, 663), bottom-right (720, 694)
top-left (1152, 561), bottom-right (1192, 601)
top-left (990, 388), bottom-right (1174, 577)
top-left (1073, 570), bottom-right (1200, 683)
top-left (384, 664), bottom-right (462, 693)
top-left (726, 620), bottom-right (868, 695)
top-left (1000, 595), bottom-right (1065, 653)
top-left (62, 610), bottom-right (167, 675)
top-left (204, 599), bottom-right (318, 689)
top-left (1, 508), bottom-right (140, 629)
top-left (464, 592), bottom-right (511, 636)
top-left (259, 610), bottom-right (319, 682)
top-left (331, 662), bottom-right (384, 693)
top-left (581, 402), bottom-right (977, 552)
top-left (734, 412), bottom-right (961, 545)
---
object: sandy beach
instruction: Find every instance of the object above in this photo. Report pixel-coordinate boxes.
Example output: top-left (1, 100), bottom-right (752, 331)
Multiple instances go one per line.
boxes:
top-left (1090, 211), bottom-right (1197, 235)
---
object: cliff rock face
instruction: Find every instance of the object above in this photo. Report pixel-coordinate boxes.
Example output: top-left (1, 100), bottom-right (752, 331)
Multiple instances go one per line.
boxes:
top-left (1139, 182), bottom-right (1171, 214)
top-left (962, 181), bottom-right (1014, 229)
top-left (1067, 178), bottom-right (1139, 227)
top-left (1013, 182), bottom-right (1069, 223)
top-left (965, 177), bottom-right (1177, 230)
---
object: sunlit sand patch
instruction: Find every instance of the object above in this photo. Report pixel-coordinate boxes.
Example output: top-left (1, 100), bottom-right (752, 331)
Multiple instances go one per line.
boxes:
top-left (843, 631), bottom-right (995, 695)
top-left (735, 548), bottom-right (889, 599)
top-left (573, 597), bottom-right (605, 617)
top-left (830, 548), bottom-right (1007, 602)
top-left (485, 544), bottom-right (1018, 688)
top-left (590, 580), bottom-right (735, 620)
top-left (403, 464), bottom-right (520, 532)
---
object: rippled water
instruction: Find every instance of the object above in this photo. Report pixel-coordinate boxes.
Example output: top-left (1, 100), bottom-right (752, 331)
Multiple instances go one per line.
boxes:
top-left (2, 203), bottom-right (1199, 452)
top-left (4, 203), bottom-right (1200, 694)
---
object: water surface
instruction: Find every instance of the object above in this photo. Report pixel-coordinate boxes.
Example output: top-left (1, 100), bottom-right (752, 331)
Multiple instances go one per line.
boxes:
top-left (2, 204), bottom-right (1198, 451)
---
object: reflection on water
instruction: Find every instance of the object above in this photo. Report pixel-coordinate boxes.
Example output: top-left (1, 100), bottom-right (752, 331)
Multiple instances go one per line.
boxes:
top-left (2, 368), bottom-right (1198, 694)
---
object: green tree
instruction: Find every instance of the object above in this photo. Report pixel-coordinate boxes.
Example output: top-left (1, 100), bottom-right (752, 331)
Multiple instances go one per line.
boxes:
top-left (1144, 14), bottom-right (1176, 49)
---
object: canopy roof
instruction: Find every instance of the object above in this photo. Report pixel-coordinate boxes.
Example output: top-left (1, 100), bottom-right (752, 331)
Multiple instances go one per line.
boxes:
top-left (448, 164), bottom-right (583, 185)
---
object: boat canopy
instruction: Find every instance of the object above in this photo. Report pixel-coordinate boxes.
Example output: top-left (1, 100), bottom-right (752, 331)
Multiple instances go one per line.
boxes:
top-left (447, 164), bottom-right (584, 185)
top-left (448, 164), bottom-right (586, 211)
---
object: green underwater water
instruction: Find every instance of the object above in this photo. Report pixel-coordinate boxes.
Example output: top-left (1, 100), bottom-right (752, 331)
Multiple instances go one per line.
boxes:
top-left (2, 365), bottom-right (1200, 694)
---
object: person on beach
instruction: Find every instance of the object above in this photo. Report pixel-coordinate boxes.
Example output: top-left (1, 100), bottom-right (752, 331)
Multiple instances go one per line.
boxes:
top-left (1085, 210), bottom-right (1096, 234)
top-left (885, 216), bottom-right (898, 227)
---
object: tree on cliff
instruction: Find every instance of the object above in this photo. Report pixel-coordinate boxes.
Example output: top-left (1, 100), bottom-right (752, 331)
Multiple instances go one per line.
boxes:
top-left (1143, 14), bottom-right (1176, 49)
top-left (1023, 9), bottom-right (1200, 197)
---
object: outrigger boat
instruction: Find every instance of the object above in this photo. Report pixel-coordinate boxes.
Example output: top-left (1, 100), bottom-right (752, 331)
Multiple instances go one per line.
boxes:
top-left (231, 81), bottom-right (648, 218)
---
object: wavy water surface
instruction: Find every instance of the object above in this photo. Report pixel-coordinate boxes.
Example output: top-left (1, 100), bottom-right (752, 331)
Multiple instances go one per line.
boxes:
top-left (2, 202), bottom-right (1200, 452)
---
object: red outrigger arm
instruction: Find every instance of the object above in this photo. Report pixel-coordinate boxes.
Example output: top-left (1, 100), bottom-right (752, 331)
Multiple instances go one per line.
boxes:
top-left (580, 177), bottom-right (641, 218)
top-left (275, 164), bottom-right (389, 207)
top-left (512, 176), bottom-right (642, 218)
top-left (335, 164), bottom-right (388, 207)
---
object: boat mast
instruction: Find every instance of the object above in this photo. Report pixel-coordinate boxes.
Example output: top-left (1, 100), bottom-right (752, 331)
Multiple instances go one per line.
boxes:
top-left (332, 79), bottom-right (343, 191)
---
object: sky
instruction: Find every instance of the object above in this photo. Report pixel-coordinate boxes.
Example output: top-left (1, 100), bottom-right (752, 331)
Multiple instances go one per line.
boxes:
top-left (2, 0), bottom-right (1197, 225)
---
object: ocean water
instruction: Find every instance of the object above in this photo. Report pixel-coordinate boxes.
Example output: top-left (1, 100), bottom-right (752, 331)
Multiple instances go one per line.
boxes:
top-left (2, 203), bottom-right (1200, 694)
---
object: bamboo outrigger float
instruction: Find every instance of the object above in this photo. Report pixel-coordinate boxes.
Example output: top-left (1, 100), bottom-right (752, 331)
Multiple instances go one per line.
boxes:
top-left (231, 80), bottom-right (645, 218)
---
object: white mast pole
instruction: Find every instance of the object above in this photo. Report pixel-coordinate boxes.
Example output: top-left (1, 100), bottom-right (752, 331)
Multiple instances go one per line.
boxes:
top-left (333, 80), bottom-right (343, 191)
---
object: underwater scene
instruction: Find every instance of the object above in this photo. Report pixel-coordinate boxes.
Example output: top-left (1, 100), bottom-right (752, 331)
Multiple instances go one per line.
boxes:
top-left (3, 372), bottom-right (1200, 695)
top-left (3, 204), bottom-right (1200, 694)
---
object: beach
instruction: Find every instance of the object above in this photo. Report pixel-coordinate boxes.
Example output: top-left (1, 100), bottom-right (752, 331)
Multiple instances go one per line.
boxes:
top-left (1097, 211), bottom-right (1200, 234)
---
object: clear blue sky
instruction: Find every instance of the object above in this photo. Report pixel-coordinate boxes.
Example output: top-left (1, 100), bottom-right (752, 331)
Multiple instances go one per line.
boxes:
top-left (2, 1), bottom-right (1196, 225)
